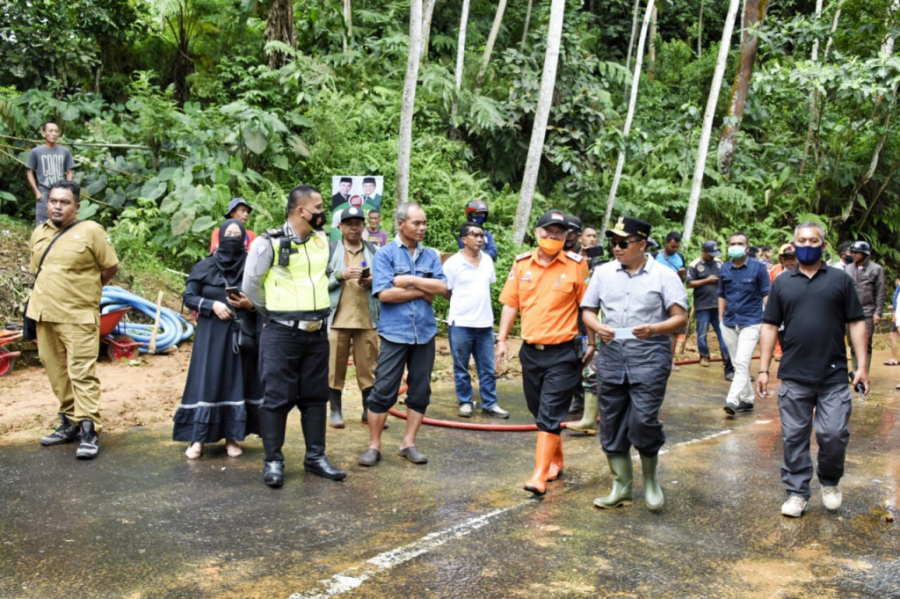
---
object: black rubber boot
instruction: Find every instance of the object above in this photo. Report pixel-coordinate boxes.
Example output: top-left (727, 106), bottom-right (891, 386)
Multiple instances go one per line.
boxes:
top-left (301, 404), bottom-right (346, 481)
top-left (258, 408), bottom-right (288, 488)
top-left (40, 413), bottom-right (81, 446)
top-left (329, 388), bottom-right (345, 429)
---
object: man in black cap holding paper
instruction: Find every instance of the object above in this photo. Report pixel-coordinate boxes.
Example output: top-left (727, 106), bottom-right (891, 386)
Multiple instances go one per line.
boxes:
top-left (581, 216), bottom-right (688, 512)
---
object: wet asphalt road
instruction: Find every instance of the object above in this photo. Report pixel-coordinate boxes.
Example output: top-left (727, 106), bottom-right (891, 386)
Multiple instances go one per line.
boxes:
top-left (1, 363), bottom-right (898, 598)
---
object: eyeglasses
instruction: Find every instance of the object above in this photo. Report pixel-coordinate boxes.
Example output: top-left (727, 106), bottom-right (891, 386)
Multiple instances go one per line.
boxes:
top-left (610, 238), bottom-right (641, 250)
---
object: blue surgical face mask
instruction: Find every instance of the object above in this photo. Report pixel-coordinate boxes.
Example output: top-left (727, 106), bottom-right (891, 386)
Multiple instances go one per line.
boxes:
top-left (795, 245), bottom-right (824, 266)
top-left (727, 246), bottom-right (746, 259)
top-left (471, 215), bottom-right (486, 226)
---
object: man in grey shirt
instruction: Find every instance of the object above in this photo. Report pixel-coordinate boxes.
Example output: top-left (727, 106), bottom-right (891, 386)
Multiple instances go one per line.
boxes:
top-left (26, 122), bottom-right (75, 226)
top-left (581, 216), bottom-right (688, 512)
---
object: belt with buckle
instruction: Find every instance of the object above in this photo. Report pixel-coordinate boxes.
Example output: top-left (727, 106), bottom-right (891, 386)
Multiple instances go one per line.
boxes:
top-left (274, 319), bottom-right (325, 331)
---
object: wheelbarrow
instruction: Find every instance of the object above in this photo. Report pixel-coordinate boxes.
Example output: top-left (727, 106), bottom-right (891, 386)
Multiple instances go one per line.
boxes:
top-left (101, 307), bottom-right (142, 361)
top-left (0, 330), bottom-right (22, 377)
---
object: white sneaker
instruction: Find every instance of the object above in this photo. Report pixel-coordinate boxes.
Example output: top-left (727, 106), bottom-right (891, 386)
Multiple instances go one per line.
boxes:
top-left (781, 496), bottom-right (808, 518)
top-left (457, 403), bottom-right (473, 418)
top-left (822, 486), bottom-right (842, 511)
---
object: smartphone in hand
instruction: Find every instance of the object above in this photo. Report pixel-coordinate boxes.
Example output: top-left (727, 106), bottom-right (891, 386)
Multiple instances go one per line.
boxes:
top-left (225, 286), bottom-right (240, 299)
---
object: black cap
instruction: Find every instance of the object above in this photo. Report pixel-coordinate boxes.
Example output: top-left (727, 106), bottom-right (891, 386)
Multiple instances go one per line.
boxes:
top-left (340, 206), bottom-right (366, 222)
top-left (606, 216), bottom-right (651, 239)
top-left (225, 198), bottom-right (252, 218)
top-left (362, 176), bottom-right (376, 185)
top-left (340, 176), bottom-right (352, 184)
top-left (536, 210), bottom-right (568, 229)
top-left (566, 215), bottom-right (583, 233)
top-left (701, 240), bottom-right (722, 257)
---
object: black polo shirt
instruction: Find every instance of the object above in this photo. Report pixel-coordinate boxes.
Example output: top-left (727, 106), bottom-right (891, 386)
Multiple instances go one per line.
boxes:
top-left (763, 263), bottom-right (864, 385)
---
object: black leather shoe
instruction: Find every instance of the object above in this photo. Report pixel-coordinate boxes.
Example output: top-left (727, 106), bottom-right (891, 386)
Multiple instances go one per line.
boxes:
top-left (263, 461), bottom-right (284, 488)
top-left (41, 414), bottom-right (80, 446)
top-left (735, 401), bottom-right (755, 412)
top-left (304, 456), bottom-right (347, 480)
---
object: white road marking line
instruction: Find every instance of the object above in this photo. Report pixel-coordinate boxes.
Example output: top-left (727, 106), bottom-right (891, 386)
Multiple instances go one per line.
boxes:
top-left (287, 428), bottom-right (732, 598)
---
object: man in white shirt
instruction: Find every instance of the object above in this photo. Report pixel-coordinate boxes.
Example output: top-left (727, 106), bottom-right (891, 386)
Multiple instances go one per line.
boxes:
top-left (445, 222), bottom-right (509, 418)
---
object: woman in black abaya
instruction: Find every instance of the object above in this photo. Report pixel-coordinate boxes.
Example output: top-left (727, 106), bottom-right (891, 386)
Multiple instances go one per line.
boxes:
top-left (173, 219), bottom-right (261, 459)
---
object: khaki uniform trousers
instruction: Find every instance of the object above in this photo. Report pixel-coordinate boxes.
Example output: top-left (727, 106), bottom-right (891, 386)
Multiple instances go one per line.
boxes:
top-left (328, 327), bottom-right (379, 393)
top-left (36, 321), bottom-right (103, 431)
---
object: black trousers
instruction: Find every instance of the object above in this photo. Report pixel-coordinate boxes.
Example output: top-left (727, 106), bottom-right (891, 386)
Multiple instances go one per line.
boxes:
top-left (519, 341), bottom-right (580, 434)
top-left (259, 322), bottom-right (330, 412)
top-left (598, 374), bottom-right (670, 457)
top-left (368, 337), bottom-right (436, 415)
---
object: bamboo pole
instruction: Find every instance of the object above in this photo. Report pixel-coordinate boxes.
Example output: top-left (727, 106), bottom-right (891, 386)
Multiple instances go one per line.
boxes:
top-left (149, 291), bottom-right (164, 354)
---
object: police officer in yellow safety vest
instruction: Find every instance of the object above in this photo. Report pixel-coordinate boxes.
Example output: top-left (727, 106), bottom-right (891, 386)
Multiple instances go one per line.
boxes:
top-left (243, 185), bottom-right (346, 488)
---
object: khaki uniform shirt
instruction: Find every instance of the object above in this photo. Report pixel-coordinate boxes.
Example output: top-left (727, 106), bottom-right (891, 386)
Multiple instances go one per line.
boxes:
top-left (332, 246), bottom-right (372, 329)
top-left (27, 220), bottom-right (119, 325)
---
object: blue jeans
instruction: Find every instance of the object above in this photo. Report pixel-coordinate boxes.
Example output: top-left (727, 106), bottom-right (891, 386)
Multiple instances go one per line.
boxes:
top-left (449, 325), bottom-right (498, 409)
top-left (695, 308), bottom-right (730, 360)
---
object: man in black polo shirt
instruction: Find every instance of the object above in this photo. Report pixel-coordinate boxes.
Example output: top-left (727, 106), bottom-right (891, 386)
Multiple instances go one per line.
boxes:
top-left (756, 222), bottom-right (869, 519)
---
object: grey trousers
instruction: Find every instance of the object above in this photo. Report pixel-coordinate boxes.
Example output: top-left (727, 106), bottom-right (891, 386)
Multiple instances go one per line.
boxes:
top-left (36, 187), bottom-right (50, 225)
top-left (598, 374), bottom-right (670, 457)
top-left (777, 379), bottom-right (852, 498)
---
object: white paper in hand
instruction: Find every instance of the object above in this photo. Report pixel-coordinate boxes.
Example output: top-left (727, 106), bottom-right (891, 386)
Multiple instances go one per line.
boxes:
top-left (613, 328), bottom-right (637, 341)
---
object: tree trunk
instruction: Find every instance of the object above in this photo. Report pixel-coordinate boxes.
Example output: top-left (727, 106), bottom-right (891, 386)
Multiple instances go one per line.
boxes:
top-left (717, 0), bottom-right (769, 175)
top-left (881, 0), bottom-right (898, 56)
top-left (265, 0), bottom-right (296, 69)
top-left (682, 0), bottom-right (742, 249)
top-left (512, 0), bottom-right (566, 245)
top-left (477, 0), bottom-right (508, 84)
top-left (452, 0), bottom-right (471, 117)
top-left (420, 0), bottom-right (437, 63)
top-left (698, 0), bottom-right (704, 58)
top-left (802, 0), bottom-right (842, 173)
top-left (647, 5), bottom-right (658, 80)
top-left (396, 0), bottom-right (424, 205)
top-left (521, 0), bottom-right (533, 47)
top-left (341, 0), bottom-right (352, 53)
top-left (602, 0), bottom-right (657, 236)
top-left (624, 0), bottom-right (641, 100)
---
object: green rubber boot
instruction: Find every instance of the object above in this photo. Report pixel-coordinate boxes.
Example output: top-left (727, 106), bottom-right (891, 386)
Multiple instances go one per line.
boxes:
top-left (567, 393), bottom-right (599, 435)
top-left (640, 454), bottom-right (665, 511)
top-left (593, 455), bottom-right (633, 509)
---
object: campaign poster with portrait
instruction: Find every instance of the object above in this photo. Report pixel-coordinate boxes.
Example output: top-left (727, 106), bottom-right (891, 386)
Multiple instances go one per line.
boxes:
top-left (330, 175), bottom-right (384, 241)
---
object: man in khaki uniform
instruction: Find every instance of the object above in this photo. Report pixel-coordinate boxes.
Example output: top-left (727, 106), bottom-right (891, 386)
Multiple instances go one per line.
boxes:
top-left (28, 181), bottom-right (119, 459)
top-left (326, 206), bottom-right (380, 428)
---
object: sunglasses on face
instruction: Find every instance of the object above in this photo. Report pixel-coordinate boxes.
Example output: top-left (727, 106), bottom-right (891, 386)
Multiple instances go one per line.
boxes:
top-left (610, 238), bottom-right (641, 250)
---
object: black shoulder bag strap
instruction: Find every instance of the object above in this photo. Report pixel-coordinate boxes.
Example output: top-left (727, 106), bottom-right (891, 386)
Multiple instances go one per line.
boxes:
top-left (34, 220), bottom-right (84, 280)
top-left (22, 220), bottom-right (83, 341)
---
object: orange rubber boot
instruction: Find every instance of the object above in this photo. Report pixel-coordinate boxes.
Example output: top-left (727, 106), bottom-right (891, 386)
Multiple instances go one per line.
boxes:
top-left (547, 435), bottom-right (564, 482)
top-left (524, 432), bottom-right (560, 496)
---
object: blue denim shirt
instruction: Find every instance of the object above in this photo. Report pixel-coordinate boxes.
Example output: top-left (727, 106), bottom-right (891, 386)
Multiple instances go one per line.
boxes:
top-left (717, 258), bottom-right (770, 327)
top-left (373, 236), bottom-right (446, 344)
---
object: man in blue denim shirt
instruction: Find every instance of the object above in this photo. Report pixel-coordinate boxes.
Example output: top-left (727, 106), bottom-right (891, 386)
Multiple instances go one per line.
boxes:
top-left (718, 232), bottom-right (770, 417)
top-left (358, 202), bottom-right (447, 468)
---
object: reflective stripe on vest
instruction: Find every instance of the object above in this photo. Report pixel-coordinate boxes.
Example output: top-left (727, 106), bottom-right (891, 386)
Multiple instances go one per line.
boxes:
top-left (263, 233), bottom-right (331, 319)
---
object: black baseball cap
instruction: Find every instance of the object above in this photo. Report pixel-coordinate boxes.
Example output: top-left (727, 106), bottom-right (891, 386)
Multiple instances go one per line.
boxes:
top-left (536, 210), bottom-right (568, 230)
top-left (340, 206), bottom-right (366, 222)
top-left (566, 215), bottom-right (583, 233)
top-left (702, 240), bottom-right (722, 257)
top-left (606, 216), bottom-right (651, 239)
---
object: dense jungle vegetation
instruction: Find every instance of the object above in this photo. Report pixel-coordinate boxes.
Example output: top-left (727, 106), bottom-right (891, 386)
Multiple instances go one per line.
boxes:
top-left (0, 0), bottom-right (898, 289)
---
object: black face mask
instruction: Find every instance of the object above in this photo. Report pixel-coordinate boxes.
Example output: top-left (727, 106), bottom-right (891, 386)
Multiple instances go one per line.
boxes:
top-left (305, 209), bottom-right (327, 230)
top-left (842, 254), bottom-right (854, 264)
